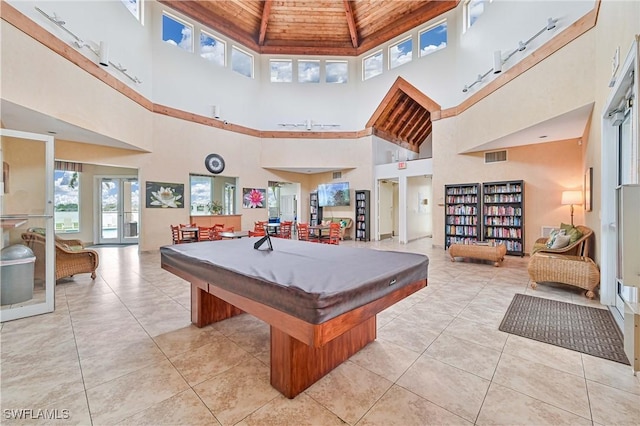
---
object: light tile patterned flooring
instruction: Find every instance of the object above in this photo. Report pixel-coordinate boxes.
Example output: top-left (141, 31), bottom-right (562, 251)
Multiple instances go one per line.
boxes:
top-left (1, 238), bottom-right (639, 425)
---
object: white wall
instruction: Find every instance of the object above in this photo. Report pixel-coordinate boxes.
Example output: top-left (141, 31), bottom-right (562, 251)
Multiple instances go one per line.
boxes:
top-left (7, 0), bottom-right (595, 130)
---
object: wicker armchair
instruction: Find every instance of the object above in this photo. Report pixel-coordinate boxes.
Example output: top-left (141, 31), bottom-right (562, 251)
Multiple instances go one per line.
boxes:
top-left (21, 232), bottom-right (99, 281)
top-left (528, 226), bottom-right (599, 298)
top-left (531, 225), bottom-right (593, 258)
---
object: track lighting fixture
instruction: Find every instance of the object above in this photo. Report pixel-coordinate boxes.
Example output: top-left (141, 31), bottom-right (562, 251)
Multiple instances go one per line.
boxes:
top-left (462, 17), bottom-right (559, 93)
top-left (35, 7), bottom-right (141, 83)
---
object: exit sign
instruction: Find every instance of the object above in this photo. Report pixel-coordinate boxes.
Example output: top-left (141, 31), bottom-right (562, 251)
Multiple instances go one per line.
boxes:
top-left (397, 161), bottom-right (407, 169)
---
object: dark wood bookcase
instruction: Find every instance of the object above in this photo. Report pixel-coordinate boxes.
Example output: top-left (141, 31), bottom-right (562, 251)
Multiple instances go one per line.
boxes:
top-left (355, 190), bottom-right (370, 241)
top-left (309, 192), bottom-right (322, 227)
top-left (444, 183), bottom-right (481, 249)
top-left (482, 180), bottom-right (524, 256)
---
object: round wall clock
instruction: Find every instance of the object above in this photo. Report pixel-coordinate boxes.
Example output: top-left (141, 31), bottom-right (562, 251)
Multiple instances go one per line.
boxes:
top-left (205, 153), bottom-right (225, 174)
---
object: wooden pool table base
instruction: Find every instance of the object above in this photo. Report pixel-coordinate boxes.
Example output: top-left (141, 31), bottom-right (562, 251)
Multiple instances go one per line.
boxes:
top-left (163, 263), bottom-right (425, 398)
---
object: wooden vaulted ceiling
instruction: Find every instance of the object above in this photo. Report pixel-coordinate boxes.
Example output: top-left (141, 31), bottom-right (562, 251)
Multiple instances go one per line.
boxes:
top-left (366, 77), bottom-right (441, 152)
top-left (159, 0), bottom-right (458, 56)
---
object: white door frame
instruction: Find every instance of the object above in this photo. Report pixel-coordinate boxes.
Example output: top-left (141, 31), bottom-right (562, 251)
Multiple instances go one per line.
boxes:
top-left (0, 129), bottom-right (55, 322)
top-left (601, 37), bottom-right (639, 324)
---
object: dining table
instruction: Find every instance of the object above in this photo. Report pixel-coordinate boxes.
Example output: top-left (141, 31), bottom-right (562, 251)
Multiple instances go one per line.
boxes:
top-left (219, 230), bottom-right (249, 239)
top-left (308, 224), bottom-right (330, 240)
top-left (180, 227), bottom-right (199, 242)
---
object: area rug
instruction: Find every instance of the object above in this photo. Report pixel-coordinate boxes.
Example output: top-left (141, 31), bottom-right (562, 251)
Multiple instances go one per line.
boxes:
top-left (499, 293), bottom-right (629, 365)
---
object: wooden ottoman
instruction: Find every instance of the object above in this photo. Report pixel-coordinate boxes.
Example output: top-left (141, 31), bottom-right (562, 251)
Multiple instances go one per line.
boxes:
top-left (449, 243), bottom-right (507, 267)
top-left (527, 253), bottom-right (600, 299)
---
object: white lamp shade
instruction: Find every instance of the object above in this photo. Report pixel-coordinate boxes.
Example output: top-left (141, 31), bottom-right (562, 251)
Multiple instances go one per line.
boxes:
top-left (561, 190), bottom-right (583, 205)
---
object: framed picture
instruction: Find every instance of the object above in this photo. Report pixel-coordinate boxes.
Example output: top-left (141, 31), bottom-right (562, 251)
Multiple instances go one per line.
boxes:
top-left (243, 188), bottom-right (266, 208)
top-left (146, 181), bottom-right (184, 208)
top-left (584, 167), bottom-right (593, 212)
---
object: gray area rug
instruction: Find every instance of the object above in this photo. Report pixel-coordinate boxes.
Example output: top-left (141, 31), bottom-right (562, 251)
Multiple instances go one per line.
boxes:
top-left (499, 293), bottom-right (629, 365)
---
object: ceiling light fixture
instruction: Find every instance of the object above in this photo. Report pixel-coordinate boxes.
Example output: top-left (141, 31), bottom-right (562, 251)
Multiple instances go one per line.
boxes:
top-left (277, 120), bottom-right (340, 131)
top-left (462, 17), bottom-right (558, 93)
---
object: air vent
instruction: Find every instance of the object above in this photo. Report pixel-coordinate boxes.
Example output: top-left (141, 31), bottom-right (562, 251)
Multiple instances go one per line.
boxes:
top-left (485, 150), bottom-right (507, 163)
top-left (332, 171), bottom-right (342, 179)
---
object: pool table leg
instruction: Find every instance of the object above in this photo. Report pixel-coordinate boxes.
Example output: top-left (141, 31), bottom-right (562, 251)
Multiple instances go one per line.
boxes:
top-left (270, 316), bottom-right (376, 398)
top-left (191, 282), bottom-right (243, 327)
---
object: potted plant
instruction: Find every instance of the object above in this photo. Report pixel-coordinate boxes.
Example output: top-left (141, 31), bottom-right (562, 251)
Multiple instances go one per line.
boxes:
top-left (208, 200), bottom-right (223, 215)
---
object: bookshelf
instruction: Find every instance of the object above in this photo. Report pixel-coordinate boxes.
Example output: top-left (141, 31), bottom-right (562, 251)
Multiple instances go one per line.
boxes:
top-left (483, 180), bottom-right (524, 256)
top-left (355, 190), bottom-right (370, 241)
top-left (309, 192), bottom-right (322, 227)
top-left (444, 183), bottom-right (481, 249)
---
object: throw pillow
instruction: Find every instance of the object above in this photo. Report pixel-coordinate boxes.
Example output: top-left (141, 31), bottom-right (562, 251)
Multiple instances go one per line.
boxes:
top-left (550, 233), bottom-right (571, 249)
top-left (321, 220), bottom-right (331, 226)
top-left (546, 229), bottom-right (566, 248)
top-left (560, 223), bottom-right (583, 244)
top-left (339, 220), bottom-right (347, 228)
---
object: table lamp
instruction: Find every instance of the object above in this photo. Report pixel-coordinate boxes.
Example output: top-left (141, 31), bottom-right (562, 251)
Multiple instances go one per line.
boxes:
top-left (561, 190), bottom-right (583, 226)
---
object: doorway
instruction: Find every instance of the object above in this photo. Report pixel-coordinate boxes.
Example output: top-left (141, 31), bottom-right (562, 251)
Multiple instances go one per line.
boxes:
top-left (378, 179), bottom-right (397, 240)
top-left (98, 177), bottom-right (139, 244)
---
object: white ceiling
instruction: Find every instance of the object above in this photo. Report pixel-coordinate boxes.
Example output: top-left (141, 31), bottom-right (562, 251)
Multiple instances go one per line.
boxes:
top-left (1, 100), bottom-right (143, 151)
top-left (461, 103), bottom-right (594, 153)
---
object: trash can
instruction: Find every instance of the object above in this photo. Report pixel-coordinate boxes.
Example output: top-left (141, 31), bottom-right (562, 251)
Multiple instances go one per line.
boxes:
top-left (1, 245), bottom-right (35, 305)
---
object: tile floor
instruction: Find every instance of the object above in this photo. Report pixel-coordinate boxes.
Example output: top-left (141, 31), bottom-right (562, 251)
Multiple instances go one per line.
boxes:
top-left (1, 238), bottom-right (639, 425)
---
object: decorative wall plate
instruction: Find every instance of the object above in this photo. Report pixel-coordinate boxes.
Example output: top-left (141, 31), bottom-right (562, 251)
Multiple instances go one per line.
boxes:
top-left (205, 153), bottom-right (225, 174)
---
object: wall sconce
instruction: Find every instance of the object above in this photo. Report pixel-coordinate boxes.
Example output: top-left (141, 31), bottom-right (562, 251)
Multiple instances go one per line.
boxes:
top-left (561, 190), bottom-right (583, 226)
top-left (493, 50), bottom-right (502, 74)
top-left (212, 105), bottom-right (221, 119)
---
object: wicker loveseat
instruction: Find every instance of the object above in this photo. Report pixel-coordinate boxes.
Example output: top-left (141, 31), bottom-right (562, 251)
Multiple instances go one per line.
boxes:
top-left (528, 225), bottom-right (599, 298)
top-left (21, 231), bottom-right (99, 281)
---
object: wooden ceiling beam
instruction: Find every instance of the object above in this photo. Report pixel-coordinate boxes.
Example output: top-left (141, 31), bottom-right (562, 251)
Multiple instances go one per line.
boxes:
top-left (159, 1), bottom-right (260, 51)
top-left (356, 1), bottom-right (458, 55)
top-left (413, 120), bottom-right (433, 146)
top-left (397, 105), bottom-right (426, 140)
top-left (389, 101), bottom-right (420, 135)
top-left (372, 128), bottom-right (417, 153)
top-left (258, 0), bottom-right (274, 45)
top-left (343, 0), bottom-right (359, 48)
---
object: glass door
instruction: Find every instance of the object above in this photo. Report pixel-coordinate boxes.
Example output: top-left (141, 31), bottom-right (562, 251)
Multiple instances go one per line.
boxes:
top-left (615, 110), bottom-right (636, 318)
top-left (1, 129), bottom-right (55, 322)
top-left (99, 177), bottom-right (139, 244)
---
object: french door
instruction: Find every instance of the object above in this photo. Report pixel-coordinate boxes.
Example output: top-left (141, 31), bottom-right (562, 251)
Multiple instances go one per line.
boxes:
top-left (98, 177), bottom-right (139, 244)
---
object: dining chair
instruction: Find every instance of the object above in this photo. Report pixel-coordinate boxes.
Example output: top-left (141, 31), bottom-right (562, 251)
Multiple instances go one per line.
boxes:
top-left (170, 225), bottom-right (182, 244)
top-left (179, 223), bottom-right (197, 242)
top-left (324, 222), bottom-right (341, 245)
top-left (248, 230), bottom-right (265, 237)
top-left (296, 223), bottom-right (310, 241)
top-left (254, 221), bottom-right (267, 232)
top-left (276, 221), bottom-right (292, 239)
top-left (197, 226), bottom-right (215, 241)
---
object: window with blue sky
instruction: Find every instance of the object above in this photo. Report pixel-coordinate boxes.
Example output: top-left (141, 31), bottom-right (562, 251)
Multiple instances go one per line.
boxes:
top-left (326, 61), bottom-right (348, 83)
top-left (363, 50), bottom-right (383, 80)
top-left (162, 12), bottom-right (193, 52)
top-left (200, 31), bottom-right (226, 67)
top-left (121, 0), bottom-right (140, 21)
top-left (190, 175), bottom-right (213, 212)
top-left (389, 37), bottom-right (413, 69)
top-left (232, 47), bottom-right (254, 78)
top-left (420, 20), bottom-right (447, 57)
top-left (270, 60), bottom-right (293, 82)
top-left (465, 0), bottom-right (488, 29)
top-left (298, 60), bottom-right (320, 83)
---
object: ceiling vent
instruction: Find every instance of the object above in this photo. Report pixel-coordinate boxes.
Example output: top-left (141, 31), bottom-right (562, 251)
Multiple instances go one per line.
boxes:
top-left (485, 150), bottom-right (507, 164)
top-left (332, 171), bottom-right (342, 179)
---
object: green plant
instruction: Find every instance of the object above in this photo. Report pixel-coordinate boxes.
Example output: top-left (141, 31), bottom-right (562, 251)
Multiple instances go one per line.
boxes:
top-left (208, 200), bottom-right (223, 214)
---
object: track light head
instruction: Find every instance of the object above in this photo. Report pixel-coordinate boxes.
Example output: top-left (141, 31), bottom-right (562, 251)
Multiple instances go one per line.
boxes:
top-left (546, 17), bottom-right (557, 31)
top-left (462, 85), bottom-right (468, 93)
top-left (518, 41), bottom-right (527, 52)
